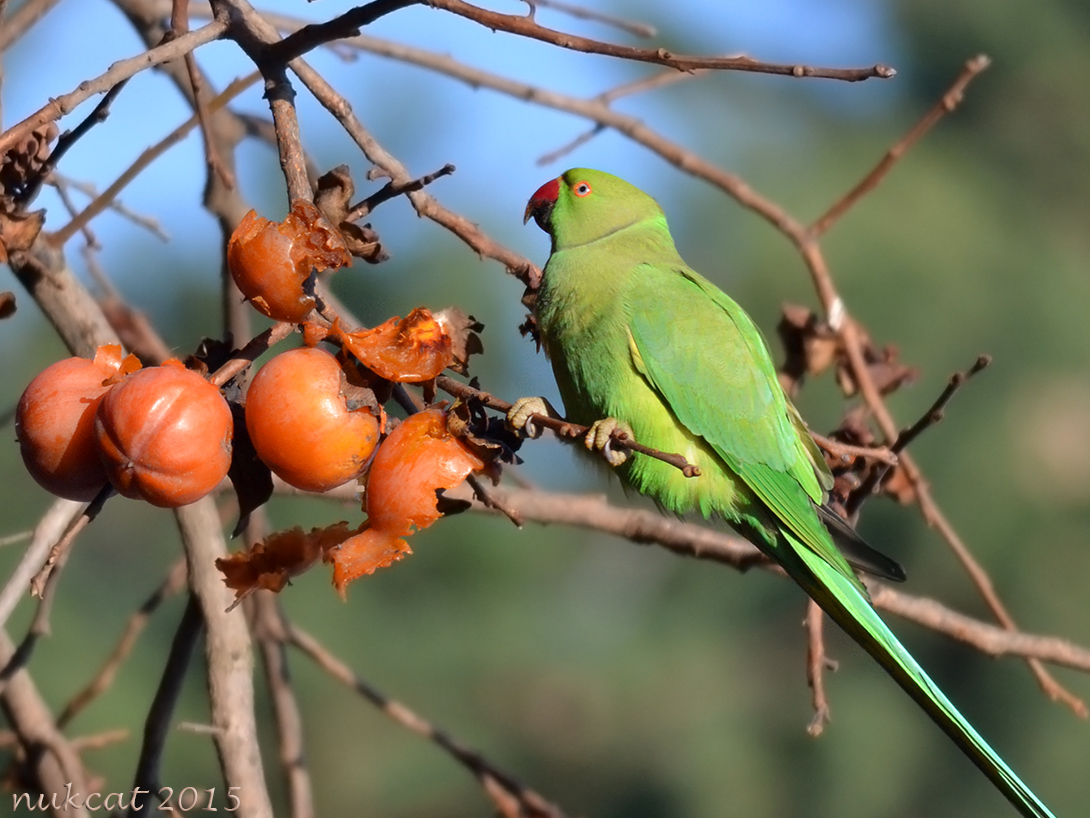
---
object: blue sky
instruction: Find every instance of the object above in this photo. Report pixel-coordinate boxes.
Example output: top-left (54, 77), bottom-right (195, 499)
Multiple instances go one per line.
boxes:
top-left (3, 0), bottom-right (900, 287)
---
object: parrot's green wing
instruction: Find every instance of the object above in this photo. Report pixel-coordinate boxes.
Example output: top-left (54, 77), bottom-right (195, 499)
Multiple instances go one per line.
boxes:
top-left (622, 262), bottom-right (1055, 818)
top-left (625, 263), bottom-right (861, 586)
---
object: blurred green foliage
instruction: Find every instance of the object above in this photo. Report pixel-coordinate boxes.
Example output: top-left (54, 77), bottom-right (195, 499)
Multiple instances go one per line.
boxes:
top-left (1, 2), bottom-right (1088, 817)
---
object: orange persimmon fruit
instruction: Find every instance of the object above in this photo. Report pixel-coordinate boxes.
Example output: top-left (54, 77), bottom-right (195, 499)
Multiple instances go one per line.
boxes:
top-left (245, 347), bottom-right (380, 492)
top-left (328, 408), bottom-right (484, 593)
top-left (93, 360), bottom-right (233, 507)
top-left (15, 345), bottom-right (140, 501)
top-left (227, 200), bottom-right (351, 322)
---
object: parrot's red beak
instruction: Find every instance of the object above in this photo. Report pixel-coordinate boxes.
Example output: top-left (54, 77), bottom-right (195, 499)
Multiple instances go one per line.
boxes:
top-left (524, 177), bottom-right (560, 231)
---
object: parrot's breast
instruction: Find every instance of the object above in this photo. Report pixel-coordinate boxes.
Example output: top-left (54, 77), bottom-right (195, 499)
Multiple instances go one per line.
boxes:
top-left (536, 250), bottom-right (757, 530)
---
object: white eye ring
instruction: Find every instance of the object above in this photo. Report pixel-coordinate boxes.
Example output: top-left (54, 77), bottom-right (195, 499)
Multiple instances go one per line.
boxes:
top-left (573, 181), bottom-right (592, 197)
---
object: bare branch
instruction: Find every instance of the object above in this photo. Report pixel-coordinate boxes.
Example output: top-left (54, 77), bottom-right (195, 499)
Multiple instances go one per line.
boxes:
top-left (805, 599), bottom-right (833, 737)
top-left (253, 593), bottom-right (315, 818)
top-left (288, 622), bottom-right (571, 818)
top-left (0, 19), bottom-right (227, 158)
top-left (433, 0), bottom-right (894, 81)
top-left (129, 596), bottom-right (203, 813)
top-left (0, 499), bottom-right (85, 634)
top-left (52, 72), bottom-right (260, 246)
top-left (175, 500), bottom-right (274, 817)
top-left (529, 0), bottom-right (657, 38)
top-left (58, 560), bottom-right (188, 729)
top-left (810, 55), bottom-right (992, 238)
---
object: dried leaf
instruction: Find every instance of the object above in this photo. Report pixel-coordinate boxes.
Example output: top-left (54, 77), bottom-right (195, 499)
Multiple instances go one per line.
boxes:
top-left (226, 397), bottom-right (274, 536)
top-left (835, 329), bottom-right (918, 398)
top-left (0, 208), bottom-right (45, 263)
top-left (777, 303), bottom-right (839, 396)
top-left (880, 465), bottom-right (917, 505)
top-left (778, 303), bottom-right (917, 400)
top-left (434, 307), bottom-right (484, 375)
top-left (0, 123), bottom-right (58, 197)
top-left (315, 165), bottom-right (388, 263)
top-left (447, 396), bottom-right (522, 473)
top-left (0, 291), bottom-right (16, 319)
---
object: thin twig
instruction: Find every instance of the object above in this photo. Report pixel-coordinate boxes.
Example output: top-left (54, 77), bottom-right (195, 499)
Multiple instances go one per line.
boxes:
top-left (17, 79), bottom-right (130, 207)
top-left (29, 484), bottom-right (114, 598)
top-left (130, 595), bottom-right (204, 815)
top-left (805, 599), bottom-right (833, 737)
top-left (892, 355), bottom-right (992, 456)
top-left (811, 431), bottom-right (898, 467)
top-left (432, 0), bottom-right (893, 81)
top-left (436, 375), bottom-right (702, 477)
top-left (348, 162), bottom-right (455, 221)
top-left (847, 355), bottom-right (990, 516)
top-left (52, 173), bottom-right (169, 241)
top-left (0, 0), bottom-right (64, 51)
top-left (171, 0), bottom-right (236, 189)
top-left (0, 531), bottom-right (32, 549)
top-left (809, 55), bottom-right (992, 238)
top-left (538, 69), bottom-right (707, 165)
top-left (209, 321), bottom-right (297, 387)
top-left (0, 628), bottom-right (89, 811)
top-left (51, 72), bottom-right (260, 246)
top-left (528, 0), bottom-right (657, 38)
top-left (0, 501), bottom-right (81, 634)
top-left (288, 622), bottom-right (570, 818)
top-left (451, 484), bottom-right (1090, 670)
top-left (57, 560), bottom-right (188, 729)
top-left (465, 473), bottom-right (524, 527)
top-left (0, 19), bottom-right (227, 158)
top-left (253, 592), bottom-right (316, 818)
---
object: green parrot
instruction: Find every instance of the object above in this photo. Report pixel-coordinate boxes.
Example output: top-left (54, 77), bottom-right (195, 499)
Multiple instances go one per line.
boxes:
top-left (512, 168), bottom-right (1055, 818)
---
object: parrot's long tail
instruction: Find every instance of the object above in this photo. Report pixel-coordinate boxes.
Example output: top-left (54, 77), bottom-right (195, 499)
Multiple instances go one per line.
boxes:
top-left (785, 532), bottom-right (1056, 818)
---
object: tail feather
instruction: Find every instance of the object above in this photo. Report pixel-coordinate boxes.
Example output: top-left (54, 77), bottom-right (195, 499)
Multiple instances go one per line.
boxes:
top-left (785, 533), bottom-right (1055, 818)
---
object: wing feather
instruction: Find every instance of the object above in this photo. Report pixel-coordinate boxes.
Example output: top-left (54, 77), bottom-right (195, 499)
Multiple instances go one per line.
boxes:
top-left (625, 264), bottom-right (861, 586)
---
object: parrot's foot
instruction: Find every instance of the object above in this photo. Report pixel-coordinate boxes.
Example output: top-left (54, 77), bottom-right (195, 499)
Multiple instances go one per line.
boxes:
top-left (586, 417), bottom-right (633, 467)
top-left (507, 396), bottom-right (556, 439)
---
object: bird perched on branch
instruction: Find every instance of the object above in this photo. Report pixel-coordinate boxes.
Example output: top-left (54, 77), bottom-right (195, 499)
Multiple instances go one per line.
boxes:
top-left (510, 167), bottom-right (1054, 818)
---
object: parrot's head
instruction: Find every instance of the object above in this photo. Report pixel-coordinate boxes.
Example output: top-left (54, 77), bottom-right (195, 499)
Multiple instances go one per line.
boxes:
top-left (525, 168), bottom-right (664, 250)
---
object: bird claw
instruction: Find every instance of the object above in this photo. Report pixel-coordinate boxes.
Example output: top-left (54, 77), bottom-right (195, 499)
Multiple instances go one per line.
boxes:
top-left (507, 396), bottom-right (550, 439)
top-left (586, 417), bottom-right (632, 467)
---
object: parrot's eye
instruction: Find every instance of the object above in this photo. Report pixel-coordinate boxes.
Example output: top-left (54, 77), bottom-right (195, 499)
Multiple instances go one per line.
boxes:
top-left (572, 181), bottom-right (592, 197)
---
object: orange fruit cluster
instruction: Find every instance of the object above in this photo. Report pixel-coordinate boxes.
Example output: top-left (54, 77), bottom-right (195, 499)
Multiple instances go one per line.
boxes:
top-left (18, 201), bottom-right (489, 598)
top-left (17, 349), bottom-right (232, 507)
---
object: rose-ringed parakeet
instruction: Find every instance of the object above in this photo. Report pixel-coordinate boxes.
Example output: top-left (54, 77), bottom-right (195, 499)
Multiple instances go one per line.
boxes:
top-left (511, 168), bottom-right (1054, 818)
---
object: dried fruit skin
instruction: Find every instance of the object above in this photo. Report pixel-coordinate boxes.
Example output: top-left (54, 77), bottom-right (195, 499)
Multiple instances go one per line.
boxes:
top-left (329, 308), bottom-right (454, 382)
top-left (246, 347), bottom-right (380, 492)
top-left (217, 521), bottom-right (363, 607)
top-left (94, 361), bottom-right (233, 507)
top-left (16, 354), bottom-right (116, 500)
top-left (227, 202), bottom-right (350, 322)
